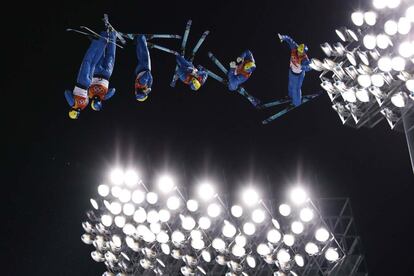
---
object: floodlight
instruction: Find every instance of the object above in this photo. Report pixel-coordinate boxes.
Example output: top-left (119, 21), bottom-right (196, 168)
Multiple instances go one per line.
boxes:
top-left (347, 29), bottom-right (359, 41)
top-left (161, 243), bottom-right (171, 255)
top-left (279, 204), bottom-right (291, 216)
top-left (191, 239), bottom-right (205, 250)
top-left (235, 235), bottom-right (247, 247)
top-left (346, 52), bottom-right (357, 66)
top-left (212, 238), bottom-right (226, 251)
top-left (147, 209), bottom-right (160, 224)
top-left (357, 74), bottom-right (372, 88)
top-left (231, 205), bottom-right (243, 217)
top-left (321, 80), bottom-right (335, 93)
top-left (391, 92), bottom-right (407, 107)
top-left (305, 242), bottom-right (319, 255)
top-left (356, 89), bottom-right (371, 102)
top-left (277, 249), bottom-right (291, 263)
top-left (384, 20), bottom-right (398, 35)
top-left (115, 216), bottom-right (126, 228)
top-left (325, 248), bottom-right (340, 262)
top-left (376, 34), bottom-right (391, 49)
top-left (342, 88), bottom-right (357, 103)
top-left (122, 223), bottom-right (136, 235)
top-left (364, 11), bottom-right (377, 26)
top-left (371, 74), bottom-right (385, 87)
top-left (126, 236), bottom-right (140, 252)
top-left (242, 188), bottom-right (259, 206)
top-left (112, 235), bottom-right (122, 248)
top-left (351, 12), bottom-right (364, 26)
top-left (357, 51), bottom-right (370, 65)
top-left (198, 182), bottom-right (215, 201)
top-left (110, 168), bottom-right (124, 185)
top-left (406, 79), bottom-right (414, 92)
top-left (267, 229), bottom-right (282, 244)
top-left (91, 251), bottom-right (105, 262)
top-left (378, 57), bottom-right (392, 72)
top-left (232, 245), bottom-right (246, 257)
top-left (294, 254), bottom-right (305, 267)
top-left (335, 29), bottom-right (347, 42)
top-left (181, 215), bottom-right (196, 231)
top-left (246, 255), bottom-right (256, 268)
top-left (387, 0), bottom-right (401, 9)
top-left (243, 222), bottom-right (256, 236)
top-left (124, 170), bottom-right (139, 188)
top-left (81, 233), bottom-right (93, 245)
top-left (122, 203), bottom-right (135, 216)
top-left (310, 58), bottom-right (325, 71)
top-left (321, 43), bottom-right (333, 56)
top-left (167, 196), bottom-right (181, 211)
top-left (158, 175), bottom-right (175, 193)
top-left (150, 222), bottom-right (161, 234)
top-left (119, 189), bottom-right (131, 203)
top-left (159, 209), bottom-right (171, 222)
top-left (186, 199), bottom-right (199, 212)
top-left (398, 17), bottom-right (411, 34)
top-left (257, 243), bottom-right (271, 256)
top-left (373, 0), bottom-right (387, 9)
top-left (223, 221), bottom-right (237, 238)
top-left (110, 202), bottom-right (122, 215)
top-left (98, 184), bottom-right (110, 197)
top-left (199, 217), bottom-right (211, 230)
top-left (290, 187), bottom-right (308, 205)
top-left (90, 198), bottom-right (98, 210)
top-left (133, 207), bottom-right (147, 223)
top-left (202, 250), bottom-right (212, 262)
top-left (399, 42), bottom-right (414, 58)
top-left (146, 192), bottom-right (158, 205)
top-left (315, 228), bottom-right (330, 242)
top-left (283, 234), bottom-right (295, 246)
top-left (363, 34), bottom-right (376, 50)
top-left (391, 56), bottom-right (406, 71)
top-left (172, 231), bottom-right (185, 244)
top-left (207, 203), bottom-right (221, 218)
top-left (291, 221), bottom-right (304, 234)
top-left (252, 209), bottom-right (266, 224)
top-left (111, 186), bottom-right (122, 198)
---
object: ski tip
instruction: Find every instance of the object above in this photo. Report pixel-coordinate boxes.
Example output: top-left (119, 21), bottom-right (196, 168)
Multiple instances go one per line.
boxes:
top-left (204, 30), bottom-right (210, 35)
top-left (207, 52), bottom-right (213, 57)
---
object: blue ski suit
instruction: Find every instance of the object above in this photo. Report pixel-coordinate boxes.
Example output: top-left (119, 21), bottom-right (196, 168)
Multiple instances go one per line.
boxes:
top-left (227, 50), bottom-right (256, 91)
top-left (176, 55), bottom-right (208, 91)
top-left (134, 34), bottom-right (153, 99)
top-left (281, 35), bottom-right (311, 107)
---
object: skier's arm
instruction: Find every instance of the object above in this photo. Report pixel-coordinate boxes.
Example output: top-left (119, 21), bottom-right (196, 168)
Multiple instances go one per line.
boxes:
top-left (239, 50), bottom-right (255, 63)
top-left (280, 35), bottom-right (298, 50)
top-left (301, 57), bottom-right (312, 72)
top-left (197, 67), bottom-right (208, 85)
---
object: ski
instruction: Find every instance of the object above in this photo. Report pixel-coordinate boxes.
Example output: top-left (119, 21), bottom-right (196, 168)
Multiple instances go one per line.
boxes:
top-left (206, 69), bottom-right (225, 83)
top-left (122, 33), bottom-right (182, 40)
top-left (208, 52), bottom-right (228, 74)
top-left (148, 43), bottom-right (179, 55)
top-left (190, 30), bottom-right (210, 62)
top-left (103, 14), bottom-right (126, 45)
top-left (259, 98), bottom-right (292, 109)
top-left (170, 20), bottom-right (192, 87)
top-left (67, 28), bottom-right (124, 48)
top-left (261, 94), bottom-right (320, 124)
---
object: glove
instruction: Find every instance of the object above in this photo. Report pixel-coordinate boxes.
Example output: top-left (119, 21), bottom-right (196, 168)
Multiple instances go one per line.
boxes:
top-left (236, 57), bottom-right (243, 64)
top-left (229, 61), bottom-right (237, 69)
top-left (278, 33), bottom-right (283, 42)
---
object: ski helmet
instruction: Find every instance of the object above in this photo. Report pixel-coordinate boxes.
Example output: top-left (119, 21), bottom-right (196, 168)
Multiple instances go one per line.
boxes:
top-left (68, 108), bottom-right (80, 120)
top-left (190, 78), bottom-right (201, 91)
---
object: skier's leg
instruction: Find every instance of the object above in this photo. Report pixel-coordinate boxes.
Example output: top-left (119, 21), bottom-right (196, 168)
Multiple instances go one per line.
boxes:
top-left (135, 34), bottom-right (151, 75)
top-left (94, 31), bottom-right (117, 80)
top-left (287, 70), bottom-right (295, 101)
top-left (176, 55), bottom-right (192, 68)
top-left (227, 69), bottom-right (239, 91)
top-left (76, 35), bottom-right (107, 88)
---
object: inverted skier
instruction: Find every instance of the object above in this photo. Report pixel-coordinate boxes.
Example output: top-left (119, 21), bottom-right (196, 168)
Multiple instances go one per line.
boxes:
top-left (227, 50), bottom-right (256, 91)
top-left (175, 54), bottom-right (208, 91)
top-left (134, 34), bottom-right (153, 101)
top-left (278, 33), bottom-right (312, 107)
top-left (64, 30), bottom-right (116, 119)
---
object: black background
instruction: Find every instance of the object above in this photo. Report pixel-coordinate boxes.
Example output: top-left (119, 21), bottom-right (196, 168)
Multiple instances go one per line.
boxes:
top-left (4, 0), bottom-right (414, 275)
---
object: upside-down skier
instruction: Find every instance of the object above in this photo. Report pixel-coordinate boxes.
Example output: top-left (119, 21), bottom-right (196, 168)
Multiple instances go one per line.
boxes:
top-left (134, 34), bottom-right (153, 101)
top-left (64, 30), bottom-right (117, 119)
top-left (278, 34), bottom-right (312, 107)
top-left (227, 50), bottom-right (256, 91)
top-left (175, 54), bottom-right (208, 91)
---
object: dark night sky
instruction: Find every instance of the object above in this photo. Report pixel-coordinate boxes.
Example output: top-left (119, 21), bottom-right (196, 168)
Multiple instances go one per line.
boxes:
top-left (4, 0), bottom-right (414, 275)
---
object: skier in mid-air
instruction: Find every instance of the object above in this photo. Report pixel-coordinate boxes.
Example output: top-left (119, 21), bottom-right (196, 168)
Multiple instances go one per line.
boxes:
top-left (175, 54), bottom-right (208, 91)
top-left (64, 30), bottom-right (116, 119)
top-left (278, 34), bottom-right (311, 107)
top-left (134, 34), bottom-right (153, 101)
top-left (227, 50), bottom-right (256, 91)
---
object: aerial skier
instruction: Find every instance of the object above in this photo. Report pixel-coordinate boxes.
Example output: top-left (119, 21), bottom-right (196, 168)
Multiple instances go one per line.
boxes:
top-left (134, 34), bottom-right (153, 101)
top-left (278, 33), bottom-right (312, 107)
top-left (64, 30), bottom-right (117, 119)
top-left (227, 50), bottom-right (256, 91)
top-left (175, 54), bottom-right (208, 91)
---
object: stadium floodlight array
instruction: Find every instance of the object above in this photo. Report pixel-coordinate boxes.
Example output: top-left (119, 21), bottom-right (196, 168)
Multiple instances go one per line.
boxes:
top-left (312, 0), bottom-right (414, 130)
top-left (81, 168), bottom-right (345, 276)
